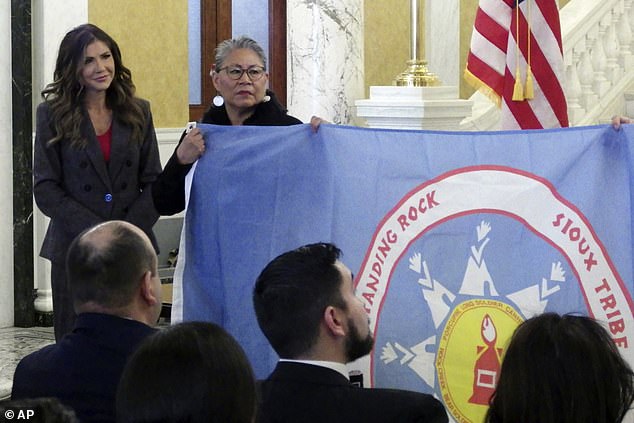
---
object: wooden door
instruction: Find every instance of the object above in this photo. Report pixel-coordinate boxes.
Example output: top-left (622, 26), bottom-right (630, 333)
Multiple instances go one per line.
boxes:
top-left (268, 0), bottom-right (287, 107)
top-left (189, 0), bottom-right (232, 121)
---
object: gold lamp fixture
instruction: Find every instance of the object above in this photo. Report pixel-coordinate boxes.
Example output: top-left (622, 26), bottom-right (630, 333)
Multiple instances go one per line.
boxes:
top-left (394, 0), bottom-right (441, 87)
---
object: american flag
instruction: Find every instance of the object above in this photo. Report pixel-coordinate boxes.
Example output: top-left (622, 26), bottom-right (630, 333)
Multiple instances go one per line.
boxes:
top-left (465, 0), bottom-right (569, 129)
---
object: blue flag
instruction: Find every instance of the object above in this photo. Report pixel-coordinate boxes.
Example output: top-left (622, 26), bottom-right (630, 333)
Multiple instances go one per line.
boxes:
top-left (173, 123), bottom-right (634, 423)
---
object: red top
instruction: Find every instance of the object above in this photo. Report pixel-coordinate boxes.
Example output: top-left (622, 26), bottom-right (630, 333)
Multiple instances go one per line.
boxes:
top-left (97, 125), bottom-right (112, 163)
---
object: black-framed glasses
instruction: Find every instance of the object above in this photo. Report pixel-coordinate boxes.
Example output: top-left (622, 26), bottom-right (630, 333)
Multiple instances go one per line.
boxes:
top-left (218, 65), bottom-right (266, 81)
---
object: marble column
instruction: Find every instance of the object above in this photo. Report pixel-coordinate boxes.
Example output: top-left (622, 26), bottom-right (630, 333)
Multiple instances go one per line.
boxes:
top-left (286, 0), bottom-right (364, 125)
top-left (425, 0), bottom-right (460, 87)
top-left (11, 0), bottom-right (34, 327)
top-left (31, 1), bottom-right (88, 316)
top-left (0, 3), bottom-right (14, 328)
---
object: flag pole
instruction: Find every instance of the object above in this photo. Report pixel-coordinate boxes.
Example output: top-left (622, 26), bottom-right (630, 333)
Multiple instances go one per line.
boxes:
top-left (394, 0), bottom-right (441, 87)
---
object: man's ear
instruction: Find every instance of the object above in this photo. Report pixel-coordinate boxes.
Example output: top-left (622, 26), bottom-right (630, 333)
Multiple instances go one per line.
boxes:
top-left (323, 306), bottom-right (346, 337)
top-left (139, 271), bottom-right (160, 306)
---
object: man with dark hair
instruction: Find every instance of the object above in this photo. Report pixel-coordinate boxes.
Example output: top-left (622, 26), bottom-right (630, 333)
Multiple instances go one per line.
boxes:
top-left (12, 221), bottom-right (162, 423)
top-left (253, 242), bottom-right (448, 423)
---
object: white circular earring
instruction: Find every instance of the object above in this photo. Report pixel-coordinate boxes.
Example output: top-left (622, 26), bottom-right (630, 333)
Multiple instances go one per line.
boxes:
top-left (263, 95), bottom-right (271, 102)
top-left (213, 95), bottom-right (224, 107)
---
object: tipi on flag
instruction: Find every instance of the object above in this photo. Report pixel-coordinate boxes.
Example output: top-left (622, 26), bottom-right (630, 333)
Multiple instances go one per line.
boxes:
top-left (465, 0), bottom-right (569, 130)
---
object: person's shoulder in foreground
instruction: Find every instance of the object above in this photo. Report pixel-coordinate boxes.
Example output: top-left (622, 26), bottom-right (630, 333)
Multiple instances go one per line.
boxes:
top-left (253, 242), bottom-right (448, 423)
top-left (258, 361), bottom-right (446, 422)
top-left (11, 220), bottom-right (162, 423)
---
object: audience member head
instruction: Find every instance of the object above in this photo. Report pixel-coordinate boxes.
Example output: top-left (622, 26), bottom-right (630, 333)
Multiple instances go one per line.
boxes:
top-left (485, 312), bottom-right (634, 423)
top-left (253, 242), bottom-right (374, 363)
top-left (0, 397), bottom-right (79, 423)
top-left (211, 36), bottom-right (269, 123)
top-left (116, 321), bottom-right (257, 423)
top-left (66, 220), bottom-right (161, 325)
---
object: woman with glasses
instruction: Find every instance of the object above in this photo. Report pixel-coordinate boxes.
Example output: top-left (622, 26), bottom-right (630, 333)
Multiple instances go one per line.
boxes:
top-left (153, 36), bottom-right (319, 215)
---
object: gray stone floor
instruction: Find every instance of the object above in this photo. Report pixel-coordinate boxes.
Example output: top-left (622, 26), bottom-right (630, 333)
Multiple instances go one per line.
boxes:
top-left (0, 326), bottom-right (55, 400)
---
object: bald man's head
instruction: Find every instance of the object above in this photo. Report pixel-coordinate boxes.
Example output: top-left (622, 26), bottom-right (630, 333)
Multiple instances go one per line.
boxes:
top-left (66, 221), bottom-right (158, 311)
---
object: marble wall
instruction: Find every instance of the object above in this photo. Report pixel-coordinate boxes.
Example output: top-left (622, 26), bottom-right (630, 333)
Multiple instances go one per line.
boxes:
top-left (287, 0), bottom-right (365, 124)
top-left (0, 2), bottom-right (14, 328)
top-left (11, 0), bottom-right (33, 327)
top-left (427, 0), bottom-right (460, 87)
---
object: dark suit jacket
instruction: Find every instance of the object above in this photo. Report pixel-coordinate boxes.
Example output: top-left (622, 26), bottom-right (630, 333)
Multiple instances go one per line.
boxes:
top-left (257, 362), bottom-right (448, 423)
top-left (33, 99), bottom-right (161, 262)
top-left (11, 313), bottom-right (157, 423)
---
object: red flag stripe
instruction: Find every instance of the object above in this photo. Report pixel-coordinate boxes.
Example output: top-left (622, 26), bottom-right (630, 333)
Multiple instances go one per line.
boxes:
top-left (466, 52), bottom-right (505, 100)
top-left (469, 28), bottom-right (507, 77)
top-left (508, 4), bottom-right (569, 127)
top-left (535, 0), bottom-right (564, 53)
top-left (473, 8), bottom-right (511, 52)
top-left (502, 67), bottom-right (543, 129)
top-left (479, 0), bottom-right (512, 29)
top-left (466, 0), bottom-right (568, 129)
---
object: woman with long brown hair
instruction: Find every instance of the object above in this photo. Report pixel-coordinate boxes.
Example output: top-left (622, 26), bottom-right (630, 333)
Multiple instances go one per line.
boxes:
top-left (34, 23), bottom-right (161, 341)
